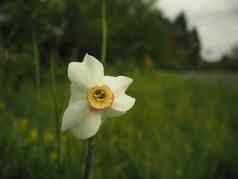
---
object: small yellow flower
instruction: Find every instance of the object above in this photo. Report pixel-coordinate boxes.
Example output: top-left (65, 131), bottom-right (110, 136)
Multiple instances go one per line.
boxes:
top-left (43, 129), bottom-right (55, 145)
top-left (50, 151), bottom-right (58, 161)
top-left (16, 118), bottom-right (29, 131)
top-left (30, 128), bottom-right (38, 143)
top-left (0, 101), bottom-right (5, 111)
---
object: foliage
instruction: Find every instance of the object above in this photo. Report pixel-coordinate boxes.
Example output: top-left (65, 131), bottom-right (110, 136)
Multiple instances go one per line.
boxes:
top-left (168, 12), bottom-right (201, 69)
top-left (0, 69), bottom-right (238, 179)
top-left (0, 0), bottom-right (202, 69)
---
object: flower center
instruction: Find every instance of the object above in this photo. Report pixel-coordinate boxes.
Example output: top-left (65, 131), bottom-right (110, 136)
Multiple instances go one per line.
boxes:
top-left (87, 85), bottom-right (114, 110)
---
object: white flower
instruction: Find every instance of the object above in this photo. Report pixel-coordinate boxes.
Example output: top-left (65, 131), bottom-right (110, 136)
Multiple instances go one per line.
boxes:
top-left (61, 54), bottom-right (136, 140)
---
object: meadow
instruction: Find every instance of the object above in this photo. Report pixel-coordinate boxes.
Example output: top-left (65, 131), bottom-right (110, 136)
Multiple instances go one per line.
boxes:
top-left (0, 64), bottom-right (238, 179)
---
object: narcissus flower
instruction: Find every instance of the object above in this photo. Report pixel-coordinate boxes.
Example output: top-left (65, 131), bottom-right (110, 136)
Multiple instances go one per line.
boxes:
top-left (61, 54), bottom-right (136, 140)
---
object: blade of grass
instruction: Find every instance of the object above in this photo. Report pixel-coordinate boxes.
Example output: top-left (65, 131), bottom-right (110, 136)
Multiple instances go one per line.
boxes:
top-left (49, 55), bottom-right (62, 167)
top-left (101, 0), bottom-right (108, 65)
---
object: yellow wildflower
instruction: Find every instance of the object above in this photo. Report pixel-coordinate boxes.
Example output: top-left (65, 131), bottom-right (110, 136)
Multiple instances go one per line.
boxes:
top-left (43, 129), bottom-right (55, 145)
top-left (50, 151), bottom-right (58, 161)
top-left (16, 118), bottom-right (29, 131)
top-left (30, 128), bottom-right (38, 143)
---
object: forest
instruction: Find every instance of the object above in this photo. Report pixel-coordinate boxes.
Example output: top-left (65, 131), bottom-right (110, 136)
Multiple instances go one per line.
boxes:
top-left (0, 0), bottom-right (237, 71)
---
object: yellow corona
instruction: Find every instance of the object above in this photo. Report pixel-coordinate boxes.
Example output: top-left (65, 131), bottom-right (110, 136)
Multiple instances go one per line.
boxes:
top-left (87, 85), bottom-right (114, 110)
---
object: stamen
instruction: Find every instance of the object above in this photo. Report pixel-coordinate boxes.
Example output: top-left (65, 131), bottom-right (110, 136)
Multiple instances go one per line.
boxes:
top-left (87, 85), bottom-right (114, 110)
top-left (94, 90), bottom-right (106, 101)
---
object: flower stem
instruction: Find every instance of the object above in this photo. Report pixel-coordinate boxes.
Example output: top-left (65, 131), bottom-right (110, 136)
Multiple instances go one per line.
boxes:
top-left (101, 0), bottom-right (108, 65)
top-left (83, 138), bottom-right (95, 179)
top-left (32, 31), bottom-right (41, 99)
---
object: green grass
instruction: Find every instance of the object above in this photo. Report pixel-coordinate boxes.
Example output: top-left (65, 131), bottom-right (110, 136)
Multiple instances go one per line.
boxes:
top-left (0, 69), bottom-right (238, 179)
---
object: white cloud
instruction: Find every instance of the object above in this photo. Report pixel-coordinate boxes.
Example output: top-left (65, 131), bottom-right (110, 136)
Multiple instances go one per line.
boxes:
top-left (158, 0), bottom-right (238, 61)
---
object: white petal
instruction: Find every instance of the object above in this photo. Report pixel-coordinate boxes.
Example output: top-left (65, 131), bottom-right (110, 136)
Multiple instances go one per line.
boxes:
top-left (104, 76), bottom-right (133, 95)
top-left (83, 54), bottom-right (104, 86)
top-left (105, 94), bottom-right (136, 117)
top-left (68, 54), bottom-right (104, 89)
top-left (71, 112), bottom-right (102, 140)
top-left (69, 83), bottom-right (86, 104)
top-left (61, 101), bottom-right (88, 131)
top-left (68, 62), bottom-right (90, 89)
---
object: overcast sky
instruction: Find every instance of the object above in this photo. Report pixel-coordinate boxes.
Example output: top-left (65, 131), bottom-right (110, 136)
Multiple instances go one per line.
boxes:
top-left (157, 0), bottom-right (238, 61)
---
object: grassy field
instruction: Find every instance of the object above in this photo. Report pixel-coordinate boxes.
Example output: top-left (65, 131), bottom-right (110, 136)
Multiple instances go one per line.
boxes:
top-left (0, 68), bottom-right (238, 179)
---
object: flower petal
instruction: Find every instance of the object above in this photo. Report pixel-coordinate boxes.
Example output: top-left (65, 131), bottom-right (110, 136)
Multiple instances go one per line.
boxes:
top-left (69, 83), bottom-right (86, 104)
top-left (71, 112), bottom-right (102, 140)
top-left (61, 101), bottom-right (88, 131)
top-left (68, 54), bottom-right (104, 89)
top-left (105, 94), bottom-right (136, 117)
top-left (104, 76), bottom-right (133, 95)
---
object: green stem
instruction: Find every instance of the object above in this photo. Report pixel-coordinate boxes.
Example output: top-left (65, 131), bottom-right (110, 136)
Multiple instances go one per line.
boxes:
top-left (101, 0), bottom-right (108, 65)
top-left (32, 32), bottom-right (40, 99)
top-left (83, 138), bottom-right (95, 179)
top-left (82, 0), bottom-right (107, 177)
top-left (50, 55), bottom-right (61, 167)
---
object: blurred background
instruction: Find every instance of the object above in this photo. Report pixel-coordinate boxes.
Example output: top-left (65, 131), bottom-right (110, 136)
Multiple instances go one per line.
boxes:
top-left (0, 0), bottom-right (238, 178)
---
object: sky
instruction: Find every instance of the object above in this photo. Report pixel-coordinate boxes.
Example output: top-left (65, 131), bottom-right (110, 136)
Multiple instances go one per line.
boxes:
top-left (157, 0), bottom-right (238, 61)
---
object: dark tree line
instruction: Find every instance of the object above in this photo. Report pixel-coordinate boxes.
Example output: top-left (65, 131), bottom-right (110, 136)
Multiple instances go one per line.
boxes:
top-left (201, 46), bottom-right (238, 72)
top-left (164, 12), bottom-right (201, 69)
top-left (0, 0), bottom-right (211, 70)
